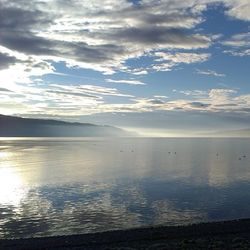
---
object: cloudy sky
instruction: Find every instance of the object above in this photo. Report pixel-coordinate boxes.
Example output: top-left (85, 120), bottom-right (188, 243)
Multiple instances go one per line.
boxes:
top-left (1, 0), bottom-right (250, 136)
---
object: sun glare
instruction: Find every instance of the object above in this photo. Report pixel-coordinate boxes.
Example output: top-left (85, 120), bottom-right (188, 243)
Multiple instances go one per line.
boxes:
top-left (0, 167), bottom-right (26, 206)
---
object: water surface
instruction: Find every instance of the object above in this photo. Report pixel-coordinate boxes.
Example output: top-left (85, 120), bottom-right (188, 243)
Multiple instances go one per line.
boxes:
top-left (0, 138), bottom-right (250, 239)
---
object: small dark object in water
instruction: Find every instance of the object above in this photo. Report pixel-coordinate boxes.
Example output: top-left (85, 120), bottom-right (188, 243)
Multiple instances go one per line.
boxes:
top-left (168, 152), bottom-right (171, 154)
top-left (243, 155), bottom-right (246, 158)
top-left (239, 157), bottom-right (242, 160)
top-left (174, 152), bottom-right (177, 154)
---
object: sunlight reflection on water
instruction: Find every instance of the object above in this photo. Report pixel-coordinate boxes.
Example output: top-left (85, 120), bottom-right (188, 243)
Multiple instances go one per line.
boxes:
top-left (0, 167), bottom-right (26, 206)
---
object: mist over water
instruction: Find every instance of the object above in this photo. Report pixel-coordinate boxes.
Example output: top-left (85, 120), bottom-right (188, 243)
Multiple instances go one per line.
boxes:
top-left (0, 138), bottom-right (250, 239)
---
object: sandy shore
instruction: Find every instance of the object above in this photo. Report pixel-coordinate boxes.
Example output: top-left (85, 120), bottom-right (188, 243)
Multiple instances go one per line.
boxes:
top-left (1, 219), bottom-right (250, 249)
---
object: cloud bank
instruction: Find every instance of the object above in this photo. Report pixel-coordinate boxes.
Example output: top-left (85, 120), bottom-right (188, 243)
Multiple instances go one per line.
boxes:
top-left (0, 0), bottom-right (250, 134)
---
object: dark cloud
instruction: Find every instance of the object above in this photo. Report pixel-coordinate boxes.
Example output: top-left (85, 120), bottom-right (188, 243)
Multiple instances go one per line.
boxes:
top-left (0, 6), bottom-right (51, 31)
top-left (96, 2), bottom-right (200, 28)
top-left (0, 52), bottom-right (18, 69)
top-left (189, 102), bottom-right (210, 108)
top-left (0, 33), bottom-right (55, 56)
top-left (0, 87), bottom-right (12, 92)
top-left (65, 43), bottom-right (126, 63)
top-left (214, 103), bottom-right (238, 107)
top-left (107, 27), bottom-right (210, 48)
top-left (0, 31), bottom-right (126, 66)
top-left (0, 0), bottom-right (211, 73)
top-left (140, 13), bottom-right (196, 26)
top-left (0, 5), bottom-right (55, 56)
top-left (234, 107), bottom-right (250, 113)
top-left (148, 99), bottom-right (166, 104)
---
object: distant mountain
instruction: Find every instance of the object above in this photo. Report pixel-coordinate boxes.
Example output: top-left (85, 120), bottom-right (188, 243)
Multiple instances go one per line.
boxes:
top-left (0, 114), bottom-right (131, 137)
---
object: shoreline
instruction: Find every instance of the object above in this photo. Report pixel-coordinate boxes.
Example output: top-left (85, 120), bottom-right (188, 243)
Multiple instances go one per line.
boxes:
top-left (1, 218), bottom-right (250, 249)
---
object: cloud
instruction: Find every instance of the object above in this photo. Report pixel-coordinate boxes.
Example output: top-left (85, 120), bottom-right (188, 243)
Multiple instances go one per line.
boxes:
top-left (0, 0), bottom-right (250, 77)
top-left (106, 79), bottom-right (146, 85)
top-left (106, 27), bottom-right (211, 49)
top-left (189, 101), bottom-right (210, 108)
top-left (46, 90), bottom-right (101, 100)
top-left (224, 0), bottom-right (250, 21)
top-left (224, 49), bottom-right (250, 57)
top-left (81, 85), bottom-right (133, 97)
top-left (178, 90), bottom-right (207, 97)
top-left (103, 88), bottom-right (247, 115)
top-left (0, 46), bottom-right (54, 88)
top-left (126, 69), bottom-right (148, 75)
top-left (222, 32), bottom-right (250, 47)
top-left (208, 89), bottom-right (237, 105)
top-left (154, 52), bottom-right (210, 64)
top-left (115, 89), bottom-right (250, 115)
top-left (152, 52), bottom-right (210, 71)
top-left (0, 87), bottom-right (12, 92)
top-left (0, 0), bottom-right (214, 76)
top-left (0, 52), bottom-right (18, 70)
top-left (154, 95), bottom-right (168, 99)
top-left (222, 32), bottom-right (250, 57)
top-left (2, 82), bottom-right (250, 120)
top-left (196, 69), bottom-right (225, 77)
top-left (0, 0), bottom-right (250, 122)
top-left (0, 83), bottom-right (134, 117)
top-left (147, 99), bottom-right (166, 105)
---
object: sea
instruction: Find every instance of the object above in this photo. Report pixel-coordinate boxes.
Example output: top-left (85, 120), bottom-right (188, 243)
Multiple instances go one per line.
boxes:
top-left (0, 137), bottom-right (250, 239)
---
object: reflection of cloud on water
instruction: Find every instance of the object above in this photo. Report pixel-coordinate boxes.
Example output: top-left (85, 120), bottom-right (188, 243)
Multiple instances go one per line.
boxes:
top-left (111, 181), bottom-right (206, 226)
top-left (0, 184), bottom-right (143, 238)
top-left (59, 193), bottom-right (141, 235)
top-left (152, 200), bottom-right (205, 226)
top-left (111, 183), bottom-right (148, 208)
top-left (2, 177), bottom-right (250, 239)
top-left (0, 192), bottom-right (52, 238)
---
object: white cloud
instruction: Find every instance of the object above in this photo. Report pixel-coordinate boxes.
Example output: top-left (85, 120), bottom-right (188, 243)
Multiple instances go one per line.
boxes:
top-left (196, 69), bottom-right (225, 77)
top-left (0, 46), bottom-right (54, 88)
top-left (2, 83), bottom-right (250, 118)
top-left (124, 68), bottom-right (148, 75)
top-left (224, 49), bottom-right (250, 57)
top-left (222, 32), bottom-right (250, 47)
top-left (154, 95), bottom-right (168, 99)
top-left (224, 0), bottom-right (250, 21)
top-left (178, 90), bottom-right (207, 97)
top-left (49, 84), bottom-right (133, 98)
top-left (222, 32), bottom-right (250, 57)
top-left (0, 83), bottom-right (134, 116)
top-left (154, 52), bottom-right (210, 64)
top-left (152, 52), bottom-right (210, 71)
top-left (208, 89), bottom-right (237, 105)
top-left (93, 88), bottom-right (248, 115)
top-left (105, 79), bottom-right (146, 85)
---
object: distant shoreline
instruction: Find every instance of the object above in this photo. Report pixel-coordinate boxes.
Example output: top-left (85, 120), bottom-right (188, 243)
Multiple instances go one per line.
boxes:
top-left (2, 218), bottom-right (250, 249)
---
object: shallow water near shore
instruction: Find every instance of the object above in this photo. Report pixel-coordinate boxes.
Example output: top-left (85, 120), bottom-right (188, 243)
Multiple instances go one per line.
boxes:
top-left (1, 137), bottom-right (250, 239)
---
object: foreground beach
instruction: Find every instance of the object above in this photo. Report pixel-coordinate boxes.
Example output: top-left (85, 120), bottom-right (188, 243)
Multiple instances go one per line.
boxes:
top-left (1, 219), bottom-right (250, 249)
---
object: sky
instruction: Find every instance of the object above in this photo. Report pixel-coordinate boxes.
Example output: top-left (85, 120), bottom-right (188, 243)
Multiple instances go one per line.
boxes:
top-left (0, 0), bottom-right (250, 136)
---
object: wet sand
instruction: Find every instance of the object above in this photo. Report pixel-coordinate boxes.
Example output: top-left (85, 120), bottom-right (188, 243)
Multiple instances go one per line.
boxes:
top-left (1, 219), bottom-right (250, 249)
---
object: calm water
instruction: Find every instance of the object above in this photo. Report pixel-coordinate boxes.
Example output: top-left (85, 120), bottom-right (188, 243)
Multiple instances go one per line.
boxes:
top-left (0, 138), bottom-right (250, 239)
